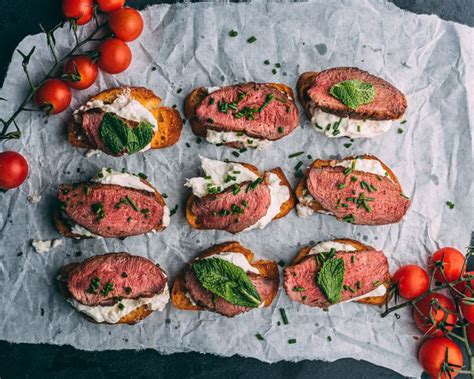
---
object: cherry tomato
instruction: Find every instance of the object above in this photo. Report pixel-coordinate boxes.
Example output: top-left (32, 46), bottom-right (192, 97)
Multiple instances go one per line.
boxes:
top-left (467, 324), bottom-right (474, 344)
top-left (34, 79), bottom-right (72, 114)
top-left (97, 0), bottom-right (125, 13)
top-left (108, 7), bottom-right (144, 42)
top-left (429, 247), bottom-right (465, 283)
top-left (97, 39), bottom-right (132, 74)
top-left (419, 337), bottom-right (463, 379)
top-left (62, 0), bottom-right (94, 25)
top-left (392, 265), bottom-right (430, 300)
top-left (414, 293), bottom-right (457, 336)
top-left (63, 56), bottom-right (98, 90)
top-left (0, 151), bottom-right (29, 189)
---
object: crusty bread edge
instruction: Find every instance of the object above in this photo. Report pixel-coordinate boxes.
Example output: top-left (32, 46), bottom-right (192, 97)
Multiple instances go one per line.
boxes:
top-left (171, 241), bottom-right (279, 314)
top-left (186, 162), bottom-right (295, 232)
top-left (54, 178), bottom-right (168, 240)
top-left (57, 253), bottom-right (164, 325)
top-left (68, 86), bottom-right (183, 152)
top-left (289, 238), bottom-right (390, 306)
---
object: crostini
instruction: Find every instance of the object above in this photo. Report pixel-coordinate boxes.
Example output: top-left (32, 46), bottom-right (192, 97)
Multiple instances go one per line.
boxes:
top-left (69, 86), bottom-right (183, 156)
top-left (297, 67), bottom-right (407, 138)
top-left (58, 253), bottom-right (169, 324)
top-left (54, 167), bottom-right (170, 238)
top-left (295, 154), bottom-right (410, 225)
top-left (185, 156), bottom-right (295, 233)
top-left (171, 241), bottom-right (279, 317)
top-left (283, 239), bottom-right (390, 308)
top-left (184, 82), bottom-right (299, 149)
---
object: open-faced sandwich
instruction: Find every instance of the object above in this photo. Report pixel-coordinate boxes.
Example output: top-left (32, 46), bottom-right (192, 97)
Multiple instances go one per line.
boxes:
top-left (297, 67), bottom-right (407, 138)
top-left (171, 241), bottom-right (279, 317)
top-left (58, 253), bottom-right (169, 324)
top-left (184, 82), bottom-right (299, 149)
top-left (69, 86), bottom-right (183, 156)
top-left (295, 154), bottom-right (410, 225)
top-left (283, 239), bottom-right (390, 308)
top-left (54, 167), bottom-right (170, 239)
top-left (185, 156), bottom-right (295, 233)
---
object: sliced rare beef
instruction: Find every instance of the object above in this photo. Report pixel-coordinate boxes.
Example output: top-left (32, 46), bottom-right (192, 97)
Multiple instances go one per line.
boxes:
top-left (306, 67), bottom-right (407, 120)
top-left (195, 83), bottom-right (299, 140)
top-left (66, 253), bottom-right (167, 306)
top-left (190, 179), bottom-right (271, 233)
top-left (283, 250), bottom-right (388, 307)
top-left (306, 166), bottom-right (410, 225)
top-left (58, 183), bottom-right (164, 238)
top-left (81, 109), bottom-right (139, 156)
top-left (184, 268), bottom-right (274, 317)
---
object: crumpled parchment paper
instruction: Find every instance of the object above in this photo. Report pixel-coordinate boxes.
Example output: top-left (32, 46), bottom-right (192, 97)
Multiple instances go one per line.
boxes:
top-left (0, 1), bottom-right (472, 377)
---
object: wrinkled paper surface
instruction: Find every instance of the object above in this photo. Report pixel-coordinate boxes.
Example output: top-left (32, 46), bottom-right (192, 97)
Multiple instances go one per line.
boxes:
top-left (0, 1), bottom-right (473, 376)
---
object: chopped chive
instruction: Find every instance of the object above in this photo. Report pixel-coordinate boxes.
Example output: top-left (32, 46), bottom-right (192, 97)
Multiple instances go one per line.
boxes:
top-left (255, 333), bottom-right (264, 341)
top-left (272, 68), bottom-right (277, 75)
top-left (289, 151), bottom-right (304, 158)
top-left (400, 120), bottom-right (407, 124)
top-left (264, 59), bottom-right (270, 65)
top-left (275, 63), bottom-right (281, 68)
top-left (351, 176), bottom-right (357, 182)
top-left (344, 143), bottom-right (352, 148)
top-left (247, 36), bottom-right (257, 43)
top-left (229, 30), bottom-right (238, 37)
top-left (170, 205), bottom-right (178, 216)
top-left (232, 151), bottom-right (240, 158)
top-left (293, 286), bottom-right (306, 292)
top-left (397, 128), bottom-right (403, 134)
top-left (351, 255), bottom-right (356, 264)
top-left (185, 142), bottom-right (191, 148)
top-left (337, 183), bottom-right (345, 189)
top-left (125, 196), bottom-right (139, 211)
top-left (196, 137), bottom-right (202, 144)
top-left (288, 339), bottom-right (297, 344)
top-left (278, 127), bottom-right (284, 133)
top-left (279, 308), bottom-right (289, 325)
top-left (327, 336), bottom-right (332, 342)
top-left (278, 260), bottom-right (285, 267)
top-left (446, 201), bottom-right (455, 209)
top-left (295, 161), bottom-right (303, 171)
top-left (372, 280), bottom-right (381, 287)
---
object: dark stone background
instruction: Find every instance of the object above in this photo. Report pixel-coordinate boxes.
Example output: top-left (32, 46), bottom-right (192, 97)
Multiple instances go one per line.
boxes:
top-left (0, 1), bottom-right (471, 378)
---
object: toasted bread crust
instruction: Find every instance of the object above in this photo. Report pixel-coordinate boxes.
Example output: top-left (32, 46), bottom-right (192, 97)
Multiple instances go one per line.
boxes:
top-left (296, 72), bottom-right (318, 119)
top-left (58, 261), bottom-right (155, 325)
top-left (289, 239), bottom-right (390, 306)
top-left (295, 154), bottom-right (401, 215)
top-left (171, 241), bottom-right (279, 312)
top-left (54, 178), bottom-right (168, 239)
top-left (184, 83), bottom-right (295, 146)
top-left (185, 162), bottom-right (294, 232)
top-left (68, 86), bottom-right (183, 152)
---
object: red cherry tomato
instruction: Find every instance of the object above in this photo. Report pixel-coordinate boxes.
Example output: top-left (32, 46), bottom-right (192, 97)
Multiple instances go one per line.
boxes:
top-left (108, 7), bottom-right (144, 42)
top-left (414, 293), bottom-right (457, 336)
top-left (418, 337), bottom-right (463, 379)
top-left (97, 39), bottom-right (132, 74)
top-left (97, 0), bottom-right (125, 13)
top-left (429, 247), bottom-right (465, 283)
top-left (63, 56), bottom-right (98, 90)
top-left (467, 324), bottom-right (474, 344)
top-left (34, 79), bottom-right (72, 114)
top-left (62, 0), bottom-right (94, 25)
top-left (392, 265), bottom-right (430, 300)
top-left (0, 151), bottom-right (29, 189)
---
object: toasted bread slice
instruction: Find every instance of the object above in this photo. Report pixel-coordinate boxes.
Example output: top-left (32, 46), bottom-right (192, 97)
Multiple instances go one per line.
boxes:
top-left (295, 154), bottom-right (400, 215)
top-left (186, 162), bottom-right (295, 232)
top-left (184, 83), bottom-right (295, 147)
top-left (290, 238), bottom-right (390, 306)
top-left (54, 177), bottom-right (168, 239)
top-left (171, 241), bottom-right (279, 312)
top-left (296, 71), bottom-right (317, 119)
top-left (68, 86), bottom-right (183, 152)
top-left (57, 262), bottom-right (155, 325)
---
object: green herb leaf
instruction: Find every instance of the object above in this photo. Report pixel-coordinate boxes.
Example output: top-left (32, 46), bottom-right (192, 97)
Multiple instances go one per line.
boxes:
top-left (191, 258), bottom-right (262, 307)
top-left (317, 257), bottom-right (345, 304)
top-left (99, 113), bottom-right (154, 155)
top-left (329, 79), bottom-right (376, 110)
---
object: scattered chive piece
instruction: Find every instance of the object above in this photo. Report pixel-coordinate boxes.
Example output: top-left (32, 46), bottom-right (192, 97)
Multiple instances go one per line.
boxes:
top-left (373, 280), bottom-right (381, 287)
top-left (294, 169), bottom-right (304, 178)
top-left (278, 127), bottom-right (284, 133)
top-left (327, 336), bottom-right (332, 342)
top-left (232, 151), bottom-right (240, 158)
top-left (344, 143), bottom-right (352, 148)
top-left (185, 142), bottom-right (191, 148)
top-left (394, 313), bottom-right (401, 319)
top-left (170, 205), bottom-right (178, 216)
top-left (351, 255), bottom-right (356, 264)
top-left (288, 339), bottom-right (297, 344)
top-left (229, 30), bottom-right (238, 37)
top-left (177, 88), bottom-right (182, 94)
top-left (279, 308), bottom-right (289, 325)
top-left (121, 272), bottom-right (128, 278)
top-left (247, 36), bottom-right (257, 43)
top-left (351, 176), bottom-right (357, 182)
top-left (293, 286), bottom-right (306, 292)
top-left (125, 196), bottom-right (139, 211)
top-left (397, 128), bottom-right (403, 134)
top-left (278, 260), bottom-right (285, 267)
top-left (272, 68), bottom-right (277, 75)
top-left (275, 63), bottom-right (281, 68)
top-left (118, 303), bottom-right (125, 310)
top-left (307, 154), bottom-right (313, 160)
top-left (400, 120), bottom-right (407, 124)
top-left (264, 60), bottom-right (270, 65)
top-left (196, 137), bottom-right (202, 144)
top-left (138, 173), bottom-right (148, 180)
top-left (356, 280), bottom-right (362, 289)
top-left (337, 183), bottom-right (345, 189)
top-left (289, 151), bottom-right (304, 158)
top-left (446, 201), bottom-right (455, 209)
top-left (255, 333), bottom-right (264, 341)
top-left (295, 161), bottom-right (303, 171)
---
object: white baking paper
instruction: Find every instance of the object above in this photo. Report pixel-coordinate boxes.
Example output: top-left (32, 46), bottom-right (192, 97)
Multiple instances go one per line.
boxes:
top-left (0, 1), bottom-right (472, 377)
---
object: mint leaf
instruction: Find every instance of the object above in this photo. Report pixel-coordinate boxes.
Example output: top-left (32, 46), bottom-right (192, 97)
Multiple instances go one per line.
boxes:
top-left (192, 258), bottom-right (262, 307)
top-left (329, 79), bottom-right (376, 110)
top-left (317, 257), bottom-right (345, 304)
top-left (99, 113), bottom-right (154, 155)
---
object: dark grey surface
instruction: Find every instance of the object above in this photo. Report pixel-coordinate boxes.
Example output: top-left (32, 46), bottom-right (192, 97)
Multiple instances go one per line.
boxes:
top-left (0, 1), bottom-right (471, 378)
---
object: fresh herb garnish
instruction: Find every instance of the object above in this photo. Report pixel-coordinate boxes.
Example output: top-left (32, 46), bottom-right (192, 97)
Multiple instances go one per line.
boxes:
top-left (342, 214), bottom-right (355, 223)
top-left (279, 308), bottom-right (289, 325)
top-left (121, 272), bottom-right (128, 278)
top-left (125, 196), bottom-right (139, 211)
top-left (258, 93), bottom-right (274, 113)
top-left (91, 202), bottom-right (105, 220)
top-left (124, 286), bottom-right (132, 294)
top-left (170, 205), bottom-right (178, 216)
top-left (329, 79), bottom-right (376, 110)
top-left (256, 333), bottom-right (264, 341)
top-left (100, 281), bottom-right (114, 296)
top-left (232, 151), bottom-right (240, 158)
top-left (289, 151), bottom-right (304, 158)
top-left (288, 339), bottom-right (297, 344)
top-left (397, 128), bottom-right (404, 134)
top-left (231, 184), bottom-right (241, 195)
top-left (191, 258), bottom-right (261, 307)
top-left (86, 277), bottom-right (101, 294)
top-left (264, 60), bottom-right (270, 65)
top-left (83, 186), bottom-right (91, 195)
top-left (317, 257), bottom-right (345, 304)
top-left (118, 303), bottom-right (125, 310)
top-left (247, 36), bottom-right (257, 43)
top-left (446, 201), bottom-right (455, 209)
top-left (138, 173), bottom-right (148, 180)
top-left (229, 30), bottom-right (238, 37)
top-left (293, 286), bottom-right (306, 292)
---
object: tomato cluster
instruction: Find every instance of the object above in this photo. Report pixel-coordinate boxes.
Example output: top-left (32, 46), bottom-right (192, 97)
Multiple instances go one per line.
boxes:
top-left (35, 0), bottom-right (144, 115)
top-left (392, 247), bottom-right (469, 378)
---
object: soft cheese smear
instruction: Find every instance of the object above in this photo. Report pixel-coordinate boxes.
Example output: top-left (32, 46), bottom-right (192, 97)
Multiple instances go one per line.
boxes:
top-left (202, 252), bottom-right (260, 274)
top-left (69, 284), bottom-right (170, 324)
top-left (309, 104), bottom-right (393, 139)
top-left (91, 168), bottom-right (155, 192)
top-left (206, 129), bottom-right (271, 150)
